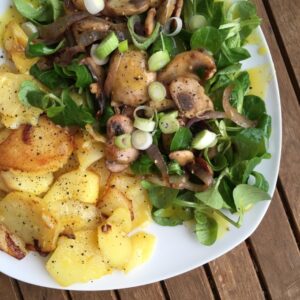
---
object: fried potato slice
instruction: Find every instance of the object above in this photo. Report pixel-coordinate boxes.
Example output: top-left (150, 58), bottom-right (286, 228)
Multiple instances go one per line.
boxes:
top-left (106, 207), bottom-right (132, 233)
top-left (0, 116), bottom-right (74, 173)
top-left (44, 169), bottom-right (100, 204)
top-left (125, 232), bottom-right (156, 272)
top-left (3, 22), bottom-right (39, 73)
top-left (46, 230), bottom-right (110, 286)
top-left (1, 169), bottom-right (54, 195)
top-left (0, 73), bottom-right (42, 129)
top-left (98, 221), bottom-right (132, 269)
top-left (0, 223), bottom-right (27, 260)
top-left (0, 192), bottom-right (60, 252)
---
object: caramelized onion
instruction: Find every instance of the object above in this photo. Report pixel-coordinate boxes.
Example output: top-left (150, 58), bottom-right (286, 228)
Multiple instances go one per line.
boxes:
top-left (146, 144), bottom-right (169, 184)
top-left (187, 157), bottom-right (214, 187)
top-left (39, 12), bottom-right (89, 42)
top-left (222, 86), bottom-right (256, 128)
top-left (187, 111), bottom-right (226, 128)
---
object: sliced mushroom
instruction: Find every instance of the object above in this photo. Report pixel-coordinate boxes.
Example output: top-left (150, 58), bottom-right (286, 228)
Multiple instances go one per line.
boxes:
top-left (102, 0), bottom-right (150, 16)
top-left (72, 17), bottom-right (129, 46)
top-left (149, 98), bottom-right (176, 112)
top-left (72, 0), bottom-right (85, 10)
top-left (107, 115), bottom-right (134, 138)
top-left (145, 8), bottom-right (156, 36)
top-left (156, 0), bottom-right (176, 25)
top-left (150, 0), bottom-right (162, 7)
top-left (105, 139), bottom-right (139, 164)
top-left (170, 77), bottom-right (214, 118)
top-left (104, 49), bottom-right (156, 106)
top-left (169, 150), bottom-right (195, 166)
top-left (105, 160), bottom-right (129, 172)
top-left (158, 50), bottom-right (217, 85)
top-left (173, 0), bottom-right (183, 17)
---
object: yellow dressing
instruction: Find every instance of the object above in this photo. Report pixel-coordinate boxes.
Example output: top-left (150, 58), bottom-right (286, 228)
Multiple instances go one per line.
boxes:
top-left (258, 46), bottom-right (267, 55)
top-left (247, 64), bottom-right (271, 99)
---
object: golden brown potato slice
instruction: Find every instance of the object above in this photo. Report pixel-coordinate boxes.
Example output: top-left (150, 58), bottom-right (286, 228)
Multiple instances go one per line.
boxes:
top-left (98, 186), bottom-right (133, 220)
top-left (0, 73), bottom-right (42, 129)
top-left (89, 159), bottom-right (111, 197)
top-left (0, 223), bottom-right (27, 260)
top-left (0, 192), bottom-right (60, 252)
top-left (44, 169), bottom-right (100, 204)
top-left (47, 199), bottom-right (101, 234)
top-left (105, 50), bottom-right (156, 106)
top-left (46, 230), bottom-right (110, 286)
top-left (0, 117), bottom-right (74, 173)
top-left (125, 232), bottom-right (156, 272)
top-left (1, 169), bottom-right (54, 195)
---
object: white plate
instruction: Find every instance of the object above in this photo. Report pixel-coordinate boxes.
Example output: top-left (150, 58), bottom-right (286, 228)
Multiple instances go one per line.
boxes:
top-left (0, 0), bottom-right (281, 290)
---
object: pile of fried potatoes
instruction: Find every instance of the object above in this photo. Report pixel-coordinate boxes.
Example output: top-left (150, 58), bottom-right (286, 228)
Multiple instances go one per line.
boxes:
top-left (0, 26), bottom-right (156, 285)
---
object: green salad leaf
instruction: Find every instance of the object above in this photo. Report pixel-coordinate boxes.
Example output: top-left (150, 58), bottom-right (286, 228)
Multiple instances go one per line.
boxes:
top-left (170, 127), bottom-right (193, 151)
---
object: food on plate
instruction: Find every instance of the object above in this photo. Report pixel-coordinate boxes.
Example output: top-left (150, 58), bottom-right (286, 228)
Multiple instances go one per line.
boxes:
top-left (0, 0), bottom-right (271, 286)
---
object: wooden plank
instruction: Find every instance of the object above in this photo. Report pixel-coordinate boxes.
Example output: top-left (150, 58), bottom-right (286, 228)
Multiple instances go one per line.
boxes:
top-left (164, 267), bottom-right (214, 300)
top-left (0, 274), bottom-right (20, 300)
top-left (267, 0), bottom-right (300, 83)
top-left (209, 243), bottom-right (264, 300)
top-left (250, 191), bottom-right (300, 299)
top-left (118, 283), bottom-right (165, 300)
top-left (71, 290), bottom-right (116, 300)
top-left (253, 0), bottom-right (300, 237)
top-left (18, 281), bottom-right (69, 300)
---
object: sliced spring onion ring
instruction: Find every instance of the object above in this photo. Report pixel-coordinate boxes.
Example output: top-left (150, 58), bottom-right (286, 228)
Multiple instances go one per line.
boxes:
top-left (189, 15), bottom-right (207, 31)
top-left (158, 111), bottom-right (180, 134)
top-left (148, 81), bottom-right (167, 102)
top-left (115, 134), bottom-right (132, 149)
top-left (162, 17), bottom-right (183, 37)
top-left (127, 15), bottom-right (161, 50)
top-left (131, 130), bottom-right (153, 150)
top-left (21, 22), bottom-right (38, 37)
top-left (118, 40), bottom-right (128, 53)
top-left (83, 0), bottom-right (105, 15)
top-left (192, 130), bottom-right (217, 150)
top-left (134, 106), bottom-right (156, 132)
top-left (90, 44), bottom-right (109, 65)
top-left (148, 50), bottom-right (170, 72)
top-left (95, 32), bottom-right (119, 60)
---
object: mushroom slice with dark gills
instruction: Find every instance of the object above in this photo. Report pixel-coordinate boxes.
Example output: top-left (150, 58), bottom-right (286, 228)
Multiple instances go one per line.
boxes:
top-left (104, 49), bottom-right (156, 107)
top-left (158, 50), bottom-right (217, 85)
top-left (170, 77), bottom-right (214, 118)
top-left (102, 0), bottom-right (150, 16)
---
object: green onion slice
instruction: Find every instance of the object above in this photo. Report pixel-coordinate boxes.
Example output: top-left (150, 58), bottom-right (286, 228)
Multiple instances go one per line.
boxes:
top-left (192, 130), bottom-right (217, 150)
top-left (118, 40), bottom-right (128, 53)
top-left (189, 15), bottom-right (207, 32)
top-left (115, 134), bottom-right (132, 149)
top-left (128, 15), bottom-right (161, 50)
top-left (133, 106), bottom-right (156, 132)
top-left (95, 32), bottom-right (119, 60)
top-left (148, 50), bottom-right (170, 72)
top-left (148, 81), bottom-right (167, 102)
top-left (159, 111), bottom-right (180, 134)
top-left (131, 130), bottom-right (153, 150)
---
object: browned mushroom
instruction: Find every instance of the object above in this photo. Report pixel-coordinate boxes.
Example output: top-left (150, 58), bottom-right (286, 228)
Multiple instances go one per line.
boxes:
top-left (104, 49), bottom-right (156, 106)
top-left (72, 0), bottom-right (85, 10)
top-left (105, 139), bottom-right (139, 164)
top-left (72, 17), bottom-right (129, 46)
top-left (169, 77), bottom-right (214, 118)
top-left (157, 50), bottom-right (217, 85)
top-left (145, 8), bottom-right (157, 36)
top-left (169, 150), bottom-right (195, 166)
top-left (106, 115), bottom-right (134, 138)
top-left (105, 160), bottom-right (129, 172)
top-left (149, 98), bottom-right (176, 112)
top-left (173, 0), bottom-right (183, 18)
top-left (156, 0), bottom-right (176, 25)
top-left (102, 0), bottom-right (150, 16)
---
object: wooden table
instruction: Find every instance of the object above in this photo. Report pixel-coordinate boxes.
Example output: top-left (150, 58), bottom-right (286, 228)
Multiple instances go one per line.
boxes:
top-left (1, 1), bottom-right (300, 299)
